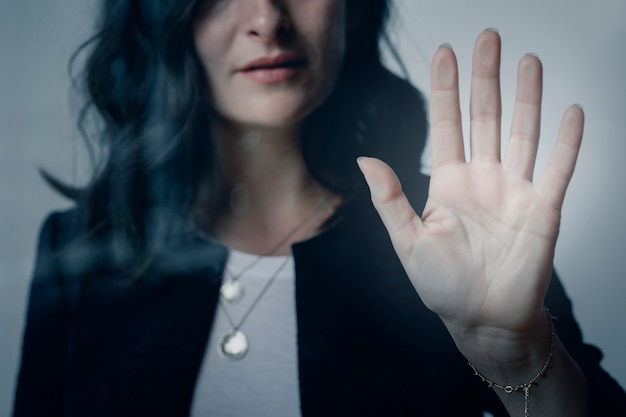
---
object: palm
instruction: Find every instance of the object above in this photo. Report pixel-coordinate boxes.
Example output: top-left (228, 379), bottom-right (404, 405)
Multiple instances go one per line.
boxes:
top-left (359, 31), bottom-right (584, 340)
top-left (410, 163), bottom-right (556, 329)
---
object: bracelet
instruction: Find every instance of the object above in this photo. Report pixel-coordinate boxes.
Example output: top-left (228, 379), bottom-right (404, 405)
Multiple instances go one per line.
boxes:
top-left (468, 309), bottom-right (557, 417)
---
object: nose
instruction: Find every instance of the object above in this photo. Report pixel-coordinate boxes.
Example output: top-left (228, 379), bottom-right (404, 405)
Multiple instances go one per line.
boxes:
top-left (245, 0), bottom-right (291, 43)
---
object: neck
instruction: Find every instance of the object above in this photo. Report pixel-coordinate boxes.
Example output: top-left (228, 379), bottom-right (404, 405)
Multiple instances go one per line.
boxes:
top-left (195, 117), bottom-right (336, 255)
top-left (216, 119), bottom-right (311, 202)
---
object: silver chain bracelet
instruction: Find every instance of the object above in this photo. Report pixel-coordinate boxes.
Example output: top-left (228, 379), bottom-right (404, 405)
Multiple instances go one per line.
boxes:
top-left (468, 309), bottom-right (557, 417)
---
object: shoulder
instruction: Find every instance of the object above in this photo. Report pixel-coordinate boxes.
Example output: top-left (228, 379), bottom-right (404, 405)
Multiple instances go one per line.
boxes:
top-left (34, 206), bottom-right (113, 284)
top-left (37, 207), bottom-right (86, 247)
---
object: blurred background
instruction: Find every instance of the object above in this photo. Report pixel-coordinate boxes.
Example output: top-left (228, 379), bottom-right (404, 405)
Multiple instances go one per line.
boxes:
top-left (1, 0), bottom-right (625, 413)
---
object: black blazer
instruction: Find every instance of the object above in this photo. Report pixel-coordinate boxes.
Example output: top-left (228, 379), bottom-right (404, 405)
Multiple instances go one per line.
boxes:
top-left (13, 175), bottom-right (626, 416)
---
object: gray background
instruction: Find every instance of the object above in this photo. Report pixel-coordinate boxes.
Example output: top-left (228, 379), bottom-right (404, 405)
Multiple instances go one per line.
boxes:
top-left (1, 0), bottom-right (625, 413)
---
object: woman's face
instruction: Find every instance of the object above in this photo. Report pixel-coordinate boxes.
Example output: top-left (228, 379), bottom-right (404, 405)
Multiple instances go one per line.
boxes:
top-left (193, 0), bottom-right (346, 129)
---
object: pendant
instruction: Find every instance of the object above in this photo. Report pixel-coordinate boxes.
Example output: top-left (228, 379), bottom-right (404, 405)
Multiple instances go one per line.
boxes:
top-left (218, 329), bottom-right (248, 360)
top-left (220, 279), bottom-right (244, 304)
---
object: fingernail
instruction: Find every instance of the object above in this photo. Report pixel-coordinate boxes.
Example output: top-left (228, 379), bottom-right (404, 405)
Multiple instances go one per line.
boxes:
top-left (483, 27), bottom-right (499, 33)
top-left (438, 43), bottom-right (453, 50)
top-left (356, 156), bottom-right (367, 165)
top-left (525, 52), bottom-right (540, 59)
top-left (573, 103), bottom-right (584, 110)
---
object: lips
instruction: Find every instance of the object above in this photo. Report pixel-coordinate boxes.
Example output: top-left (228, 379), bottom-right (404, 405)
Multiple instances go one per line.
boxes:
top-left (239, 53), bottom-right (307, 83)
top-left (240, 53), bottom-right (307, 71)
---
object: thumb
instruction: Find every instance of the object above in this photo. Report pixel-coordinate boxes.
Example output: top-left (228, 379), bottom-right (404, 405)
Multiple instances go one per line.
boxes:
top-left (357, 157), bottom-right (421, 256)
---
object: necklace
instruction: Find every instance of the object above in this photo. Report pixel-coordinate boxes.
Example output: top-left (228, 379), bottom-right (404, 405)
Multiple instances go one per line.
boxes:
top-left (217, 256), bottom-right (291, 360)
top-left (219, 193), bottom-right (335, 304)
top-left (217, 193), bottom-right (335, 360)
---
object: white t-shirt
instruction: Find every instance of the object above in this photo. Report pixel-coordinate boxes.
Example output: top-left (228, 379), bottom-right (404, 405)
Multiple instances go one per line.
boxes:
top-left (190, 250), bottom-right (300, 417)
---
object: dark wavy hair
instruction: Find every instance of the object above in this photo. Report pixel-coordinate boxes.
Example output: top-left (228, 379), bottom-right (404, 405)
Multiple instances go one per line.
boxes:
top-left (47, 0), bottom-right (428, 266)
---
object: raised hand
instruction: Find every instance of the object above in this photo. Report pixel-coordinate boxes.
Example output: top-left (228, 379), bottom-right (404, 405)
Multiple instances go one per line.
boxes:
top-left (358, 29), bottom-right (584, 364)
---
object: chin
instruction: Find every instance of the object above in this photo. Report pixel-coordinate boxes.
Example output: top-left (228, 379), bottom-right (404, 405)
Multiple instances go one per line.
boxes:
top-left (226, 99), bottom-right (320, 130)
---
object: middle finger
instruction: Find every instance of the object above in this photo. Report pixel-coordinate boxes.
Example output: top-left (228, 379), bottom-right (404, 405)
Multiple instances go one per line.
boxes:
top-left (470, 29), bottom-right (502, 163)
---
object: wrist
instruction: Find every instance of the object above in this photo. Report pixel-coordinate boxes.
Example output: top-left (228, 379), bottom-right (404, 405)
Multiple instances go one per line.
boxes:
top-left (463, 309), bottom-right (557, 417)
top-left (463, 311), bottom-right (588, 417)
top-left (452, 308), bottom-right (555, 385)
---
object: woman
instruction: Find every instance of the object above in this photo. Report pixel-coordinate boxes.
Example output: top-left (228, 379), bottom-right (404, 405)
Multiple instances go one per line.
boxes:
top-left (13, 0), bottom-right (626, 416)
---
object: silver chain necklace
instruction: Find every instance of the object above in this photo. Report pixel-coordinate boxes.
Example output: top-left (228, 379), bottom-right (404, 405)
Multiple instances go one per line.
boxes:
top-left (217, 193), bottom-right (335, 360)
top-left (219, 193), bottom-right (334, 304)
top-left (217, 256), bottom-right (291, 360)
